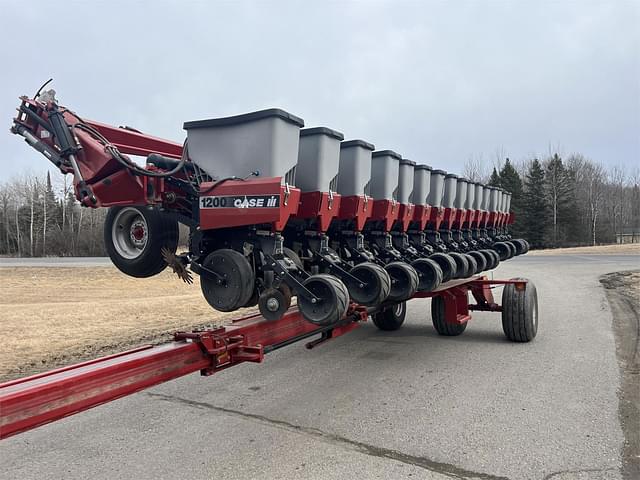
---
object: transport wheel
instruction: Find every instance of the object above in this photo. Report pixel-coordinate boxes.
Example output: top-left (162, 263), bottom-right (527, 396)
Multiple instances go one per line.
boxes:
top-left (385, 262), bottom-right (419, 302)
top-left (104, 206), bottom-right (178, 278)
top-left (467, 250), bottom-right (487, 273)
top-left (429, 252), bottom-right (457, 283)
top-left (298, 274), bottom-right (349, 326)
top-left (448, 252), bottom-right (470, 279)
top-left (501, 278), bottom-right (538, 342)
top-left (200, 249), bottom-right (255, 312)
top-left (462, 254), bottom-right (479, 276)
top-left (493, 242), bottom-right (512, 261)
top-left (411, 258), bottom-right (443, 292)
top-left (346, 262), bottom-right (391, 306)
top-left (431, 295), bottom-right (467, 336)
top-left (372, 301), bottom-right (407, 331)
top-left (258, 287), bottom-right (290, 320)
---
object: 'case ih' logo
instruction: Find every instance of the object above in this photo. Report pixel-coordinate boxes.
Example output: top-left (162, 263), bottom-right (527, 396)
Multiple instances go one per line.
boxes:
top-left (200, 195), bottom-right (280, 209)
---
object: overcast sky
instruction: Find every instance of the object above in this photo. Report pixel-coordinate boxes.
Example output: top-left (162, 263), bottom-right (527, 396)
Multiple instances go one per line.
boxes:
top-left (1, 0), bottom-right (638, 182)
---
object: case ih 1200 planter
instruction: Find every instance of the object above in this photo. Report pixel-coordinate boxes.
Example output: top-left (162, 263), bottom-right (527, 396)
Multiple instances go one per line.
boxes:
top-left (0, 85), bottom-right (536, 439)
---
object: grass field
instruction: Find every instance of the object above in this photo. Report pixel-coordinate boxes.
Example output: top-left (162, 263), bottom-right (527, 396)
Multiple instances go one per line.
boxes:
top-left (0, 267), bottom-right (256, 381)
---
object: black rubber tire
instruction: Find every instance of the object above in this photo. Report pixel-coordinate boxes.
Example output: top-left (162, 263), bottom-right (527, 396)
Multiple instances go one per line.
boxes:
top-left (385, 261), bottom-right (419, 302)
top-left (347, 262), bottom-right (391, 306)
top-left (258, 287), bottom-right (288, 320)
top-left (493, 242), bottom-right (512, 261)
top-left (411, 258), bottom-right (443, 292)
top-left (431, 295), bottom-right (467, 336)
top-left (429, 252), bottom-right (457, 283)
top-left (372, 301), bottom-right (407, 331)
top-left (283, 247), bottom-right (304, 270)
top-left (501, 278), bottom-right (538, 342)
top-left (463, 254), bottom-right (478, 276)
top-left (505, 241), bottom-right (517, 258)
top-left (200, 249), bottom-right (255, 312)
top-left (104, 206), bottom-right (178, 278)
top-left (448, 252), bottom-right (470, 279)
top-left (298, 274), bottom-right (349, 326)
top-left (481, 249), bottom-right (499, 270)
top-left (467, 250), bottom-right (487, 273)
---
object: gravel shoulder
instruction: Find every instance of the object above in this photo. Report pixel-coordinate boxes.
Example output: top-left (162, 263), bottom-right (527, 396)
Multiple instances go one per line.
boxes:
top-left (600, 270), bottom-right (640, 480)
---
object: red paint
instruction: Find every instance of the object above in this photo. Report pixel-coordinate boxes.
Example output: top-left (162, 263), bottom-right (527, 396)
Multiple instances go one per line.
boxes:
top-left (369, 199), bottom-right (399, 231)
top-left (337, 195), bottom-right (373, 231)
top-left (412, 205), bottom-right (431, 230)
top-left (294, 191), bottom-right (342, 232)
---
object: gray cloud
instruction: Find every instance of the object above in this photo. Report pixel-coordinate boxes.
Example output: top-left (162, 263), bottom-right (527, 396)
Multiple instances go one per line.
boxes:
top-left (1, 0), bottom-right (638, 181)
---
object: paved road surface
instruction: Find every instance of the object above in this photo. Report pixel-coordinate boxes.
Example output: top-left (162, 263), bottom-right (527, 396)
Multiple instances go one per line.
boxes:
top-left (2, 254), bottom-right (638, 479)
top-left (0, 257), bottom-right (111, 267)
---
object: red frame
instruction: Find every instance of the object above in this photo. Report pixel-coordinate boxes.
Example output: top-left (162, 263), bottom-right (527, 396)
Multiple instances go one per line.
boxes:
top-left (0, 276), bottom-right (526, 440)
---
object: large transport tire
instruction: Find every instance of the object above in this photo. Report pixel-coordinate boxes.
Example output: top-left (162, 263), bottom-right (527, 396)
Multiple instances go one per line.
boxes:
top-left (431, 295), bottom-right (467, 336)
top-left (346, 262), bottom-right (391, 306)
top-left (467, 250), bottom-right (487, 273)
top-left (501, 278), bottom-right (538, 342)
top-left (385, 262), bottom-right (419, 302)
top-left (200, 249), bottom-right (255, 312)
top-left (372, 301), bottom-right (407, 331)
top-left (448, 252), bottom-right (470, 279)
top-left (298, 274), bottom-right (349, 326)
top-left (429, 252), bottom-right (457, 283)
top-left (104, 206), bottom-right (178, 278)
top-left (411, 258), bottom-right (443, 292)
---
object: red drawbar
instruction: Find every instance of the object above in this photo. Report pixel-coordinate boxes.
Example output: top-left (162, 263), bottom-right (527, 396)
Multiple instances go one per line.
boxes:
top-left (395, 203), bottom-right (415, 232)
top-left (294, 191), bottom-right (341, 232)
top-left (412, 205), bottom-right (432, 230)
top-left (337, 195), bottom-right (373, 231)
top-left (369, 199), bottom-right (399, 231)
top-left (198, 177), bottom-right (301, 231)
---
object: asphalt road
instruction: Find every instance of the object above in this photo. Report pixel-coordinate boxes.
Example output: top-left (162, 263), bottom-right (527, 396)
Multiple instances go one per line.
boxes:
top-left (2, 254), bottom-right (638, 480)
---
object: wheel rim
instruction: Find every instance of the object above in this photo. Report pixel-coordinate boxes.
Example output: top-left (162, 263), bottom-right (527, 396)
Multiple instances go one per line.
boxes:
top-left (298, 277), bottom-right (341, 325)
top-left (348, 264), bottom-right (382, 306)
top-left (112, 207), bottom-right (148, 259)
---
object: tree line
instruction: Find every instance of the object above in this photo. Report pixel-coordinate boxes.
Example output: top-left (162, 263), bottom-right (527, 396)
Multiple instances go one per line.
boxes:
top-left (0, 171), bottom-right (107, 257)
top-left (0, 153), bottom-right (638, 257)
top-left (464, 153), bottom-right (640, 248)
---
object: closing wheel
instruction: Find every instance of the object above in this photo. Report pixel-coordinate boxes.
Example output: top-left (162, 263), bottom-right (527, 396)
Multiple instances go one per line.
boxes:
top-left (200, 249), bottom-right (255, 312)
top-left (104, 206), bottom-right (178, 278)
top-left (493, 242), bottom-right (512, 261)
top-left (479, 249), bottom-right (499, 270)
top-left (372, 301), bottom-right (407, 331)
top-left (346, 262), bottom-right (391, 306)
top-left (298, 274), bottom-right (349, 326)
top-left (411, 258), bottom-right (443, 292)
top-left (462, 254), bottom-right (479, 276)
top-left (502, 278), bottom-right (538, 342)
top-left (429, 252), bottom-right (457, 283)
top-left (467, 250), bottom-right (487, 273)
top-left (448, 252), bottom-right (470, 279)
top-left (385, 262), bottom-right (419, 302)
top-left (431, 295), bottom-right (467, 336)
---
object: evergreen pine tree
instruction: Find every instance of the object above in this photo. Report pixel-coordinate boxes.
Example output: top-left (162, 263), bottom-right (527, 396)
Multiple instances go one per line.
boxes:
top-left (488, 168), bottom-right (500, 186)
top-left (544, 154), bottom-right (573, 245)
top-left (497, 158), bottom-right (524, 237)
top-left (521, 159), bottom-right (549, 247)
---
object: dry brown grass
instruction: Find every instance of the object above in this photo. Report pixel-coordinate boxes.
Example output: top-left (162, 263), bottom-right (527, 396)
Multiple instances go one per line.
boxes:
top-left (0, 266), bottom-right (256, 382)
top-left (529, 243), bottom-right (640, 255)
